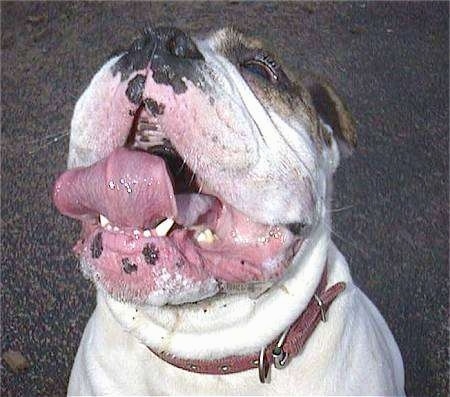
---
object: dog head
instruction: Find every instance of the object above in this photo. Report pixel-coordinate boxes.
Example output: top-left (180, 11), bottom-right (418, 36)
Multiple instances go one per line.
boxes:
top-left (53, 27), bottom-right (356, 306)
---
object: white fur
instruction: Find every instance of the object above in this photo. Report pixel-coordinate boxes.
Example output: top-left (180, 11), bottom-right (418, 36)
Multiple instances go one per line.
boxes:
top-left (66, 32), bottom-right (405, 396)
top-left (190, 38), bottom-right (319, 225)
top-left (103, 223), bottom-right (329, 359)
top-left (68, 56), bottom-right (123, 169)
top-left (68, 230), bottom-right (404, 395)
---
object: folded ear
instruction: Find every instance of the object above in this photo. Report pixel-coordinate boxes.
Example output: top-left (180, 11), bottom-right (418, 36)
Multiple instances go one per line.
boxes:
top-left (302, 75), bottom-right (357, 156)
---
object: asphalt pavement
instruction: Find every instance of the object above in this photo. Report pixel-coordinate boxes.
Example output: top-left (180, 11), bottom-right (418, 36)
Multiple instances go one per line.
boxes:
top-left (1, 2), bottom-right (448, 396)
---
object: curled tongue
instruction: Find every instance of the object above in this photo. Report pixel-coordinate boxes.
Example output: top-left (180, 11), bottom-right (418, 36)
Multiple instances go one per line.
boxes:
top-left (53, 147), bottom-right (177, 228)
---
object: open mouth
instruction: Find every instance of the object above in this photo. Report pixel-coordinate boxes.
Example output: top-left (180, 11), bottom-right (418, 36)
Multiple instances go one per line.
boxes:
top-left (53, 78), bottom-right (300, 306)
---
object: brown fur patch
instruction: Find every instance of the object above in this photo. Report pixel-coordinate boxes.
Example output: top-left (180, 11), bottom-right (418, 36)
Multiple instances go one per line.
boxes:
top-left (302, 75), bottom-right (357, 149)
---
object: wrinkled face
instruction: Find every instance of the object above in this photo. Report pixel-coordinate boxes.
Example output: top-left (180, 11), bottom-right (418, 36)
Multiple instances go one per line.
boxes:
top-left (53, 27), bottom-right (344, 306)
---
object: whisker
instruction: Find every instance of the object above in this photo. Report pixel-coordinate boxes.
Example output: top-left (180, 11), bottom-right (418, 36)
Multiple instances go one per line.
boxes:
top-left (148, 27), bottom-right (158, 68)
top-left (28, 130), bottom-right (69, 145)
top-left (28, 133), bottom-right (68, 154)
top-left (329, 204), bottom-right (355, 213)
top-left (324, 223), bottom-right (370, 257)
top-left (198, 181), bottom-right (204, 194)
top-left (188, 156), bottom-right (198, 187)
top-left (176, 155), bottom-right (188, 177)
top-left (28, 131), bottom-right (69, 154)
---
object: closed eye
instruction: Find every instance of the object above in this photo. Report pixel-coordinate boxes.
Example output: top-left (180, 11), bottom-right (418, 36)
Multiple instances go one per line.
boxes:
top-left (241, 59), bottom-right (278, 83)
top-left (240, 51), bottom-right (290, 88)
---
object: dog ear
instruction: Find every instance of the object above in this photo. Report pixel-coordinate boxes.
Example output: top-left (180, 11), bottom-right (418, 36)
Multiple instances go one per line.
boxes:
top-left (302, 75), bottom-right (357, 157)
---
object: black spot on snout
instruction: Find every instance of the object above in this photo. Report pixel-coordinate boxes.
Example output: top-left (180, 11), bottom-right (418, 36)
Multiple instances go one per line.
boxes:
top-left (142, 243), bottom-right (159, 265)
top-left (122, 258), bottom-right (138, 274)
top-left (91, 232), bottom-right (103, 259)
top-left (144, 97), bottom-right (165, 117)
top-left (126, 74), bottom-right (146, 105)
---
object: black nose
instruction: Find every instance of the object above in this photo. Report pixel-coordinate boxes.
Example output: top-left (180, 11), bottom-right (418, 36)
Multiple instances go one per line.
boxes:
top-left (163, 28), bottom-right (203, 60)
top-left (112, 26), bottom-right (205, 94)
top-left (143, 26), bottom-right (203, 60)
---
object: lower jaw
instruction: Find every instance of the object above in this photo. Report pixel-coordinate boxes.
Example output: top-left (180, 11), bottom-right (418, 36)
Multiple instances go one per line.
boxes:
top-left (76, 222), bottom-right (296, 306)
top-left (55, 146), bottom-right (300, 305)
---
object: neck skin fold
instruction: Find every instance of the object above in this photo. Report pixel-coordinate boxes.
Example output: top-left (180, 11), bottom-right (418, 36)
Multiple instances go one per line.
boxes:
top-left (102, 216), bottom-right (331, 360)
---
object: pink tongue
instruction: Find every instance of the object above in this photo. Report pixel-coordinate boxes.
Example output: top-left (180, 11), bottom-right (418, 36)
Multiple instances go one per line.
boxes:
top-left (53, 147), bottom-right (177, 228)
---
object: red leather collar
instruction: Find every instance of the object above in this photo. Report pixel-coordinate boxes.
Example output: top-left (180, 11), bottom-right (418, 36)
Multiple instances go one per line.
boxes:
top-left (147, 268), bottom-right (345, 380)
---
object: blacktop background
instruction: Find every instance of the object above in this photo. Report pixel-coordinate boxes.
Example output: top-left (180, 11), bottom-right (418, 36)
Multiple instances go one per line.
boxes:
top-left (1, 2), bottom-right (448, 396)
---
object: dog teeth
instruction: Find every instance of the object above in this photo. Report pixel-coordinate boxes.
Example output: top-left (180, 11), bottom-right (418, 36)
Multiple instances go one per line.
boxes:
top-left (143, 229), bottom-right (151, 238)
top-left (196, 229), bottom-right (217, 244)
top-left (155, 218), bottom-right (175, 237)
top-left (99, 214), bottom-right (110, 228)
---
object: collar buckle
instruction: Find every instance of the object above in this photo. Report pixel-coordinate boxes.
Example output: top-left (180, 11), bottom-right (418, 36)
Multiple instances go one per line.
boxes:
top-left (272, 346), bottom-right (289, 369)
top-left (314, 293), bottom-right (327, 322)
top-left (259, 326), bottom-right (290, 383)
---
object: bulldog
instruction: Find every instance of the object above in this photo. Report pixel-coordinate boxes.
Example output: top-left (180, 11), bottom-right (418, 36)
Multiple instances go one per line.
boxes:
top-left (53, 27), bottom-right (405, 395)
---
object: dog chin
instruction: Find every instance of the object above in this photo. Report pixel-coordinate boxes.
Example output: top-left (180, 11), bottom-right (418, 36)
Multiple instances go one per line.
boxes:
top-left (80, 256), bottom-right (220, 306)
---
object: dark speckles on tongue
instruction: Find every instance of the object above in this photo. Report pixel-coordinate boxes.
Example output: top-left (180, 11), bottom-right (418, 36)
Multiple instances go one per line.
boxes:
top-left (122, 258), bottom-right (138, 274)
top-left (91, 232), bottom-right (103, 259)
top-left (143, 243), bottom-right (159, 265)
top-left (126, 74), bottom-right (146, 105)
top-left (144, 97), bottom-right (165, 117)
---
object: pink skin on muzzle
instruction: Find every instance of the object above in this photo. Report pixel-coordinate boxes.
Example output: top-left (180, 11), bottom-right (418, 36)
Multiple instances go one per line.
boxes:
top-left (53, 64), bottom-right (298, 305)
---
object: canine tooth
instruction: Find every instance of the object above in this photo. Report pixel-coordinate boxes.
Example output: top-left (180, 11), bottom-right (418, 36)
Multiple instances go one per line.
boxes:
top-left (99, 214), bottom-right (110, 227)
top-left (196, 229), bottom-right (217, 244)
top-left (143, 229), bottom-right (151, 238)
top-left (155, 218), bottom-right (174, 237)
